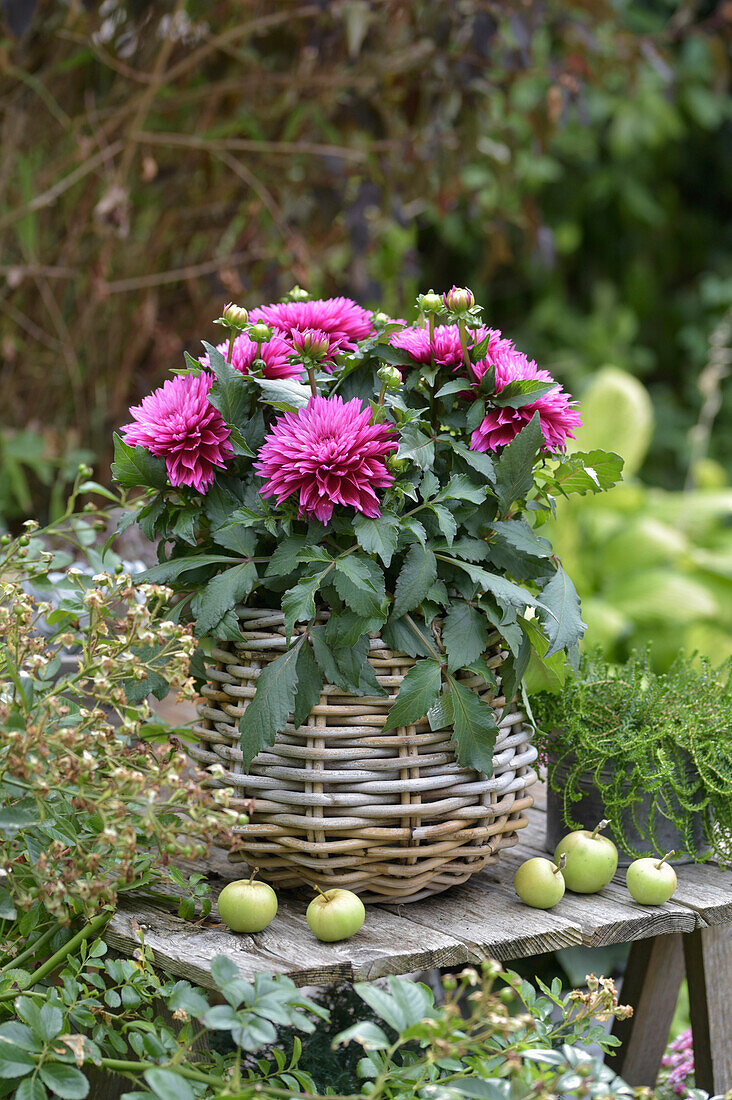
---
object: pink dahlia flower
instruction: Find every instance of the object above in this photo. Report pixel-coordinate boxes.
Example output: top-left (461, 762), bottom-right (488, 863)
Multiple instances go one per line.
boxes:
top-left (121, 372), bottom-right (233, 493)
top-left (201, 333), bottom-right (303, 380)
top-left (255, 395), bottom-right (397, 523)
top-left (389, 324), bottom-right (505, 370)
top-left (250, 297), bottom-right (375, 365)
top-left (468, 337), bottom-right (581, 453)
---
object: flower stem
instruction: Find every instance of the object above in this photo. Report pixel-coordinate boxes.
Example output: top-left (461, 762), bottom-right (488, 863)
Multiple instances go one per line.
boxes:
top-left (0, 909), bottom-right (112, 1000)
top-left (306, 366), bottom-right (318, 396)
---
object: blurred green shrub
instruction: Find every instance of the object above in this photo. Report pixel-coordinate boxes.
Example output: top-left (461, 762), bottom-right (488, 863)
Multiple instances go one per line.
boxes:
top-left (0, 427), bottom-right (93, 526)
top-left (540, 368), bottom-right (732, 670)
top-left (1, 0), bottom-right (729, 499)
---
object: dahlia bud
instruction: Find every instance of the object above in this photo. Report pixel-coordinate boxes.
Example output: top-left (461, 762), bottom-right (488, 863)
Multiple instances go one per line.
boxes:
top-left (249, 322), bottom-right (273, 343)
top-left (443, 286), bottom-right (475, 312)
top-left (417, 291), bottom-right (443, 314)
top-left (377, 364), bottom-right (402, 392)
top-left (373, 311), bottom-right (391, 325)
top-left (285, 285), bottom-right (310, 302)
top-left (222, 302), bottom-right (249, 330)
top-left (77, 463), bottom-right (93, 479)
top-left (386, 455), bottom-right (409, 474)
top-left (291, 328), bottom-right (330, 360)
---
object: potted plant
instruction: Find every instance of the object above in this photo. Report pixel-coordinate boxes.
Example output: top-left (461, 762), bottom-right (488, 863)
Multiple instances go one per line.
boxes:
top-left (533, 650), bottom-right (732, 864)
top-left (112, 286), bottom-right (622, 902)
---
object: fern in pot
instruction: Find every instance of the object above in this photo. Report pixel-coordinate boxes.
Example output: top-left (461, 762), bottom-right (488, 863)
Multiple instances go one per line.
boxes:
top-left (533, 650), bottom-right (732, 865)
top-left (112, 286), bottom-right (622, 902)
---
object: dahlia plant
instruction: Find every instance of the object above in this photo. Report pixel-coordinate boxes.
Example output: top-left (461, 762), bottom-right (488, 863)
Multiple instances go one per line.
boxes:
top-left (113, 287), bottom-right (623, 773)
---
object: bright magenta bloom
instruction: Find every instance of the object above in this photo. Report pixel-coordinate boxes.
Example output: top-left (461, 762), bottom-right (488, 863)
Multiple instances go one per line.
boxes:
top-left (389, 324), bottom-right (506, 370)
top-left (468, 339), bottom-right (581, 453)
top-left (250, 297), bottom-right (374, 366)
top-left (121, 372), bottom-right (233, 493)
top-left (202, 333), bottom-right (303, 380)
top-left (255, 395), bottom-right (397, 523)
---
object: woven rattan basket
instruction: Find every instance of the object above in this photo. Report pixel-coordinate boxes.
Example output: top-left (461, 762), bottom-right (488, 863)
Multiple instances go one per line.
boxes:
top-left (190, 608), bottom-right (538, 903)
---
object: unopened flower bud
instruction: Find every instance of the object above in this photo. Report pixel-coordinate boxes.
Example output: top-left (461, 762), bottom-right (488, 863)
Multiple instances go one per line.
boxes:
top-left (249, 322), bottom-right (273, 343)
top-left (18, 535), bottom-right (30, 547)
top-left (417, 291), bottom-right (443, 314)
top-left (386, 455), bottom-right (409, 474)
top-left (286, 285), bottom-right (310, 302)
top-left (222, 302), bottom-right (249, 330)
top-left (291, 328), bottom-right (330, 360)
top-left (0, 535), bottom-right (11, 546)
top-left (377, 364), bottom-right (402, 391)
top-left (373, 311), bottom-right (391, 325)
top-left (77, 463), bottom-right (93, 479)
top-left (443, 286), bottom-right (475, 312)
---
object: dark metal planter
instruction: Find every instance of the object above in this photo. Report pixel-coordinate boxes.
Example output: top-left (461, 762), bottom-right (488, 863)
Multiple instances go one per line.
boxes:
top-left (544, 755), bottom-right (707, 866)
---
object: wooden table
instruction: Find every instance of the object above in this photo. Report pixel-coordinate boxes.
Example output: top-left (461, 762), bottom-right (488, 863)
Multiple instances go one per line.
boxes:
top-left (107, 786), bottom-right (732, 1094)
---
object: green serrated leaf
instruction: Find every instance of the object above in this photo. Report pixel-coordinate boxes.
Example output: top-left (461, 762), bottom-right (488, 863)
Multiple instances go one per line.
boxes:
top-left (111, 434), bottom-right (168, 492)
top-left (537, 565), bottom-right (586, 657)
top-left (334, 555), bottom-right (386, 619)
top-left (466, 399), bottom-right (486, 433)
top-left (427, 691), bottom-right (454, 731)
top-left (392, 545), bottom-right (437, 619)
top-left (264, 535), bottom-right (311, 578)
top-left (521, 616), bottom-right (567, 695)
top-left (442, 602), bottom-right (493, 672)
top-left (382, 659), bottom-right (442, 731)
top-left (434, 473), bottom-right (485, 504)
top-left (195, 562), bottom-right (257, 637)
top-left (396, 423), bottom-right (434, 469)
top-left (490, 519), bottom-right (552, 559)
top-left (494, 413), bottom-right (543, 515)
top-left (249, 375), bottom-right (312, 411)
top-left (293, 641), bottom-right (323, 728)
top-left (381, 616), bottom-right (435, 658)
top-left (143, 1068), bottom-right (194, 1100)
top-left (447, 675), bottom-right (498, 776)
top-left (202, 340), bottom-right (251, 428)
top-left (238, 640), bottom-right (303, 769)
top-left (437, 557), bottom-right (540, 613)
top-left (375, 343), bottom-right (419, 367)
top-left (551, 450), bottom-right (624, 495)
top-left (431, 504), bottom-right (457, 546)
top-left (452, 441), bottom-right (496, 484)
top-left (142, 553), bottom-right (241, 584)
top-left (281, 570), bottom-right (329, 639)
top-left (38, 1063), bottom-right (89, 1099)
top-left (434, 378), bottom-right (469, 399)
top-left (353, 512), bottom-right (399, 567)
top-left (491, 379), bottom-right (558, 409)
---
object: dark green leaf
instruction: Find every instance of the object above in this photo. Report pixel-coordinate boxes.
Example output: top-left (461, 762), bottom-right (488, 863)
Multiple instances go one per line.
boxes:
top-left (111, 434), bottom-right (167, 492)
top-left (434, 378), bottom-right (469, 399)
top-left (490, 519), bottom-right (552, 559)
top-left (0, 888), bottom-right (16, 920)
top-left (491, 379), bottom-right (558, 409)
top-left (213, 521), bottom-right (256, 556)
top-left (382, 659), bottom-right (442, 731)
top-left (374, 343), bottom-right (418, 367)
top-left (465, 399), bottom-right (486, 433)
top-left (431, 504), bottom-right (457, 546)
top-left (327, 632), bottom-right (386, 698)
top-left (353, 512), bottom-right (400, 567)
top-left (452, 442), bottom-right (496, 484)
top-left (202, 341), bottom-right (251, 428)
top-left (0, 1038), bottom-right (35, 1079)
top-left (396, 424), bottom-right (434, 469)
top-left (15, 1079), bottom-right (48, 1100)
top-left (438, 557), bottom-right (540, 612)
top-left (537, 565), bottom-right (587, 657)
top-left (447, 675), bottom-right (499, 775)
top-left (143, 1068), bottom-right (194, 1100)
top-left (195, 562), bottom-right (257, 636)
top-left (37, 1004), bottom-right (63, 1042)
top-left (293, 641), bottom-right (324, 728)
top-left (434, 474), bottom-right (485, 504)
top-left (281, 570), bottom-right (328, 639)
top-left (494, 413), bottom-right (543, 515)
top-left (442, 603), bottom-right (493, 672)
top-left (551, 450), bottom-right (624, 496)
top-left (392, 546), bottom-right (437, 619)
top-left (381, 616), bottom-right (435, 658)
top-left (38, 1064), bottom-right (89, 1099)
top-left (238, 640), bottom-right (303, 769)
top-left (334, 555), bottom-right (386, 619)
top-left (250, 375), bottom-right (312, 411)
top-left (522, 616), bottom-right (567, 694)
top-left (142, 554), bottom-right (241, 584)
top-left (264, 535), bottom-right (310, 578)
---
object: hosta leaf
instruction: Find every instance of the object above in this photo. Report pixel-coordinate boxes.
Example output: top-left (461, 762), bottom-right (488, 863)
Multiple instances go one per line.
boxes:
top-left (537, 565), bottom-right (586, 657)
top-left (238, 640), bottom-right (303, 769)
top-left (494, 413), bottom-right (543, 515)
top-left (442, 602), bottom-right (493, 672)
top-left (447, 674), bottom-right (499, 776)
top-left (353, 512), bottom-right (399, 567)
top-left (392, 546), bottom-right (437, 620)
top-left (382, 659), bottom-right (442, 731)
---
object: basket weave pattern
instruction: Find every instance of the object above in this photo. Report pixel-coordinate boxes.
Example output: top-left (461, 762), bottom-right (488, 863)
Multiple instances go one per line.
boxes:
top-left (190, 609), bottom-right (538, 903)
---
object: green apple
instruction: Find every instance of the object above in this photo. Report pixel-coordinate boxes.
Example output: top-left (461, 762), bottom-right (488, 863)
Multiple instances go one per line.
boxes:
top-left (306, 887), bottom-right (365, 942)
top-left (626, 851), bottom-right (677, 905)
top-left (514, 854), bottom-right (566, 909)
top-left (217, 869), bottom-right (278, 933)
top-left (554, 819), bottom-right (618, 894)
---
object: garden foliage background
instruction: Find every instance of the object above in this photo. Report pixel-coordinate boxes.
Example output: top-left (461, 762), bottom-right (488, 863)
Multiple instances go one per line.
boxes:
top-left (1, 0), bottom-right (731, 666)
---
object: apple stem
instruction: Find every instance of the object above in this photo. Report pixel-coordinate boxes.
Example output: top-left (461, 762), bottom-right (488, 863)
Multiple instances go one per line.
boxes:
top-left (591, 819), bottom-right (610, 841)
top-left (554, 853), bottom-right (567, 874)
top-left (249, 867), bottom-right (259, 885)
top-left (656, 851), bottom-right (675, 869)
top-left (313, 884), bottom-right (328, 899)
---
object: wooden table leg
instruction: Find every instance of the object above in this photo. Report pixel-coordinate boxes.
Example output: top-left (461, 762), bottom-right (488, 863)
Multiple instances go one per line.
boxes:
top-left (609, 933), bottom-right (685, 1087)
top-left (683, 924), bottom-right (732, 1095)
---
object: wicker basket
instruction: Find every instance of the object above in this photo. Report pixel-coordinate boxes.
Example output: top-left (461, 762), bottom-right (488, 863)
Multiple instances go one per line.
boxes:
top-left (190, 608), bottom-right (538, 903)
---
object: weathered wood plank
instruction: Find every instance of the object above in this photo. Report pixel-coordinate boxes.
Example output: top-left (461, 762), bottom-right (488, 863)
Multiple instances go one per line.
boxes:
top-left (609, 934), bottom-right (685, 1086)
top-left (683, 924), bottom-right (732, 1095)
